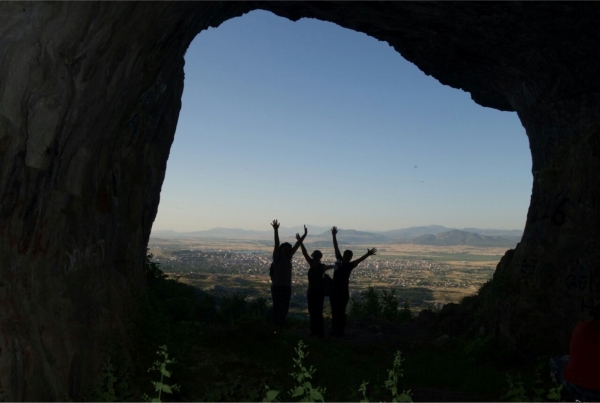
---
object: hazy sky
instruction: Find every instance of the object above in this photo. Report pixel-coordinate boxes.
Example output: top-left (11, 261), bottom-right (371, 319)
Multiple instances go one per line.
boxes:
top-left (152, 10), bottom-right (532, 233)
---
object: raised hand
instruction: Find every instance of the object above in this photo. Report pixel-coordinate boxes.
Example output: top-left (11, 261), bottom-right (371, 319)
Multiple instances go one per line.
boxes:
top-left (303, 225), bottom-right (308, 236)
top-left (296, 233), bottom-right (302, 241)
top-left (271, 219), bottom-right (280, 230)
top-left (367, 247), bottom-right (377, 256)
top-left (331, 226), bottom-right (338, 236)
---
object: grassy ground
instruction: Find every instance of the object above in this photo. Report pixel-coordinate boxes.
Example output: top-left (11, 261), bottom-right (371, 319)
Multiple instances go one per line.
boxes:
top-left (183, 318), bottom-right (509, 402)
top-left (120, 253), bottom-right (565, 402)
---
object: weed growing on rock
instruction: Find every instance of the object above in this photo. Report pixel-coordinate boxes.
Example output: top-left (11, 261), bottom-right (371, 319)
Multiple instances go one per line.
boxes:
top-left (142, 345), bottom-right (180, 402)
top-left (503, 371), bottom-right (563, 402)
top-left (91, 336), bottom-right (134, 402)
top-left (263, 340), bottom-right (326, 402)
top-left (94, 358), bottom-right (118, 402)
top-left (263, 341), bottom-right (413, 402)
top-left (358, 381), bottom-right (369, 402)
top-left (383, 351), bottom-right (413, 402)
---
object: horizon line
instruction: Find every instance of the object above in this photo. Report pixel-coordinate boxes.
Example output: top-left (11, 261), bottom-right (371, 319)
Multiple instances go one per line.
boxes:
top-left (151, 224), bottom-right (524, 233)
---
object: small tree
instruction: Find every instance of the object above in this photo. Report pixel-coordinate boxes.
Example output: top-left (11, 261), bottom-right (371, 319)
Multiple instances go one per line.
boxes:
top-left (398, 300), bottom-right (413, 323)
top-left (364, 287), bottom-right (382, 318)
top-left (146, 249), bottom-right (167, 282)
top-left (381, 289), bottom-right (399, 322)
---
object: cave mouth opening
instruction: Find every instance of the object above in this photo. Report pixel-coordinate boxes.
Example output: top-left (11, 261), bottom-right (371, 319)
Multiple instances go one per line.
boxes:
top-left (6, 3), bottom-right (596, 401)
top-left (149, 10), bottom-right (531, 305)
top-left (154, 9), bottom-right (531, 241)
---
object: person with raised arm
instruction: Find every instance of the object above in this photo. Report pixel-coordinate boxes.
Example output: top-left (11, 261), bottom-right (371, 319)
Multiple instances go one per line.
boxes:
top-left (296, 233), bottom-right (334, 338)
top-left (329, 226), bottom-right (377, 337)
top-left (270, 220), bottom-right (307, 332)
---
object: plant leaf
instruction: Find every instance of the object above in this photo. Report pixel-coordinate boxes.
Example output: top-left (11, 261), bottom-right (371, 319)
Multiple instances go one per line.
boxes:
top-left (291, 387), bottom-right (304, 397)
top-left (310, 389), bottom-right (324, 402)
top-left (398, 392), bottom-right (413, 402)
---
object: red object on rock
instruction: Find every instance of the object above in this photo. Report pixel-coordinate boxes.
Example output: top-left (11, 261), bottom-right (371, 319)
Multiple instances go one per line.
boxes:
top-left (564, 320), bottom-right (600, 390)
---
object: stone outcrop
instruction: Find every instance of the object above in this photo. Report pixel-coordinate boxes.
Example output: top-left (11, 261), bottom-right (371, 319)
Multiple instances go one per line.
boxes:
top-left (0, 1), bottom-right (599, 400)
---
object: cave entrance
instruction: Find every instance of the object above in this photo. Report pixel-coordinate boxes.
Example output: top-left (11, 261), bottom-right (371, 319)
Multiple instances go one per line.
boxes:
top-left (151, 10), bottom-right (532, 306)
top-left (3, 3), bottom-right (597, 400)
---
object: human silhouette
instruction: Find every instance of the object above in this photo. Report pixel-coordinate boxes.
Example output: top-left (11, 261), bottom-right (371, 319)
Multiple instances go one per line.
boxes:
top-left (329, 226), bottom-right (377, 337)
top-left (550, 305), bottom-right (600, 401)
top-left (270, 220), bottom-right (306, 332)
top-left (296, 233), bottom-right (334, 338)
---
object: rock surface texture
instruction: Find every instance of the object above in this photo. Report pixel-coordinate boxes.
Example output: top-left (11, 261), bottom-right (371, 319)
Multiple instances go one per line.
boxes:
top-left (0, 1), bottom-right (599, 400)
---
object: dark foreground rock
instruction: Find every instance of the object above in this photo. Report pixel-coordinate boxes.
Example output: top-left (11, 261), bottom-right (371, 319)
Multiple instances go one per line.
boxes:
top-left (0, 2), bottom-right (599, 399)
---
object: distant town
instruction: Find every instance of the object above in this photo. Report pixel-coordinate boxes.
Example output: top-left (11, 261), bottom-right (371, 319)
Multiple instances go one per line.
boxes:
top-left (149, 238), bottom-right (502, 311)
top-left (148, 225), bottom-right (517, 312)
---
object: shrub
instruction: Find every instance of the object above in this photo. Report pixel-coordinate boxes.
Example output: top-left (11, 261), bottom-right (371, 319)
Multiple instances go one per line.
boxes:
top-left (146, 249), bottom-right (167, 282)
top-left (218, 293), bottom-right (249, 324)
top-left (364, 287), bottom-right (382, 318)
top-left (381, 289), bottom-right (399, 322)
top-left (216, 293), bottom-right (271, 325)
top-left (503, 371), bottom-right (563, 402)
top-left (397, 301), bottom-right (413, 323)
top-left (350, 295), bottom-right (366, 318)
top-left (350, 287), bottom-right (412, 323)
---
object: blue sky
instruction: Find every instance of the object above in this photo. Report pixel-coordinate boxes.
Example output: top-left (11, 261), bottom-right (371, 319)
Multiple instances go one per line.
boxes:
top-left (152, 10), bottom-right (532, 233)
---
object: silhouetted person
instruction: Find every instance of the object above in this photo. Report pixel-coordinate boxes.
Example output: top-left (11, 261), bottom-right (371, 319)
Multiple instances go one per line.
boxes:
top-left (296, 234), bottom-right (334, 338)
top-left (329, 226), bottom-right (377, 336)
top-left (270, 220), bottom-right (306, 332)
top-left (550, 305), bottom-right (600, 401)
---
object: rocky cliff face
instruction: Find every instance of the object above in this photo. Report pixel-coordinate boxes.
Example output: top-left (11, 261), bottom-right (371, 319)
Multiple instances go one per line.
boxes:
top-left (0, 2), bottom-right (598, 399)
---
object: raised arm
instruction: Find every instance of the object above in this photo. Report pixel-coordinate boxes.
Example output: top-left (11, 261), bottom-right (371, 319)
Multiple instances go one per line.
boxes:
top-left (352, 247), bottom-right (377, 266)
top-left (271, 219), bottom-right (280, 259)
top-left (296, 233), bottom-right (312, 264)
top-left (331, 226), bottom-right (342, 260)
top-left (291, 225), bottom-right (307, 256)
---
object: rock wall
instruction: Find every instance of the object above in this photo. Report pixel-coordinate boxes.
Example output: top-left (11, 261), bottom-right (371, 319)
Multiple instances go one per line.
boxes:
top-left (0, 1), bottom-right (598, 399)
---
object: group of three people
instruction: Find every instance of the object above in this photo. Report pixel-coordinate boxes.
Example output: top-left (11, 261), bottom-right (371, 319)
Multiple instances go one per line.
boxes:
top-left (270, 220), bottom-right (376, 337)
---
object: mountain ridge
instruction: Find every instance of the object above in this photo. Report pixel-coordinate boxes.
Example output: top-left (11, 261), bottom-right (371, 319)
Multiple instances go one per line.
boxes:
top-left (399, 229), bottom-right (521, 247)
top-left (151, 225), bottom-right (523, 247)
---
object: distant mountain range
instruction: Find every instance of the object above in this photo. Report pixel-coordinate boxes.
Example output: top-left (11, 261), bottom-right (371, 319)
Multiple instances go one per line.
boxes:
top-left (151, 225), bottom-right (523, 248)
top-left (151, 225), bottom-right (331, 240)
top-left (376, 225), bottom-right (451, 240)
top-left (401, 229), bottom-right (522, 247)
top-left (301, 229), bottom-right (395, 247)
